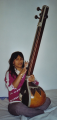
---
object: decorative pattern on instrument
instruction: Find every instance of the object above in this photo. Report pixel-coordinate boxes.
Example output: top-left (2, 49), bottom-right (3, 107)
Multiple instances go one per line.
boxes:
top-left (29, 82), bottom-right (44, 96)
top-left (30, 86), bottom-right (44, 96)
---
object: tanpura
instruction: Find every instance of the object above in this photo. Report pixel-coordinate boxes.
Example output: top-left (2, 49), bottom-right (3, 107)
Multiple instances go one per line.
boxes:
top-left (19, 5), bottom-right (49, 108)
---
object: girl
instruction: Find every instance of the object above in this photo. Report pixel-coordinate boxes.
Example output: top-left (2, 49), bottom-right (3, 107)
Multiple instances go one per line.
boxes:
top-left (4, 51), bottom-right (51, 117)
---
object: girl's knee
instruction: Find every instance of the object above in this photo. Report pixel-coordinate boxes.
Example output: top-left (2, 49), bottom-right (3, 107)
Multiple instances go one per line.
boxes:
top-left (8, 104), bottom-right (19, 116)
top-left (46, 97), bottom-right (51, 105)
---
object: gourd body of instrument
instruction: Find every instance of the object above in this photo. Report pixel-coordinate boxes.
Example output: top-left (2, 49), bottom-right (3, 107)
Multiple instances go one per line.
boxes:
top-left (19, 5), bottom-right (49, 107)
top-left (19, 79), bottom-right (46, 108)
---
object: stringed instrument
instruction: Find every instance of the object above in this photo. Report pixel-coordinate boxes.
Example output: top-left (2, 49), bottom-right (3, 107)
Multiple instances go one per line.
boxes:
top-left (19, 5), bottom-right (49, 108)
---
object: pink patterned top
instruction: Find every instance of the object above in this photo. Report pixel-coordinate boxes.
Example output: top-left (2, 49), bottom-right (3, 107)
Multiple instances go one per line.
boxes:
top-left (4, 71), bottom-right (39, 103)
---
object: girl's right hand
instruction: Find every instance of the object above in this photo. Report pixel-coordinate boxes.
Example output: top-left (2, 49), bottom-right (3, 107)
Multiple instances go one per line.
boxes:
top-left (20, 61), bottom-right (28, 77)
top-left (20, 67), bottom-right (27, 77)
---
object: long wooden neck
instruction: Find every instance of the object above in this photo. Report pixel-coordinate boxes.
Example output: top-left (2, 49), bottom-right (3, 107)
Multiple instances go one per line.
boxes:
top-left (26, 5), bottom-right (49, 76)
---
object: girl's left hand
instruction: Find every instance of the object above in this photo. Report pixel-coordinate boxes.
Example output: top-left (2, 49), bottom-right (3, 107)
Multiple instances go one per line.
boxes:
top-left (28, 75), bottom-right (35, 82)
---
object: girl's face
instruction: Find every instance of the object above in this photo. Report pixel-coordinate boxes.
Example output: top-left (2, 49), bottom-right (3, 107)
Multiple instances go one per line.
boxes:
top-left (13, 55), bottom-right (23, 70)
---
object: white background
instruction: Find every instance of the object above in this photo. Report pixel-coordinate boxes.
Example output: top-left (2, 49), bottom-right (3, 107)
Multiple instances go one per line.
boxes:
top-left (0, 0), bottom-right (57, 97)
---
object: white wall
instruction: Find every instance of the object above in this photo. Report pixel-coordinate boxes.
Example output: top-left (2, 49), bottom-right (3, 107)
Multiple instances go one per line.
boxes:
top-left (0, 0), bottom-right (57, 97)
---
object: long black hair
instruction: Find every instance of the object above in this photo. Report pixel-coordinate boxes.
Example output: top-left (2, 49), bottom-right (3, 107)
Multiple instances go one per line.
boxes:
top-left (8, 51), bottom-right (24, 77)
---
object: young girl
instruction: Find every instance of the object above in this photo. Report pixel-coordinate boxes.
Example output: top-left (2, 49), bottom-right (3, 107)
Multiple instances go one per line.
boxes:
top-left (4, 51), bottom-right (51, 117)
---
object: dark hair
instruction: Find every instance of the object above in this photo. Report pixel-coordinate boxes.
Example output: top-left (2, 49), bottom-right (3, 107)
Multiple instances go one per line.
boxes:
top-left (8, 51), bottom-right (24, 77)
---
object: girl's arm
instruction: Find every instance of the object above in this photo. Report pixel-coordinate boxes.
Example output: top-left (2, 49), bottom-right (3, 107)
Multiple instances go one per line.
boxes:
top-left (12, 67), bottom-right (27, 88)
top-left (4, 70), bottom-right (26, 92)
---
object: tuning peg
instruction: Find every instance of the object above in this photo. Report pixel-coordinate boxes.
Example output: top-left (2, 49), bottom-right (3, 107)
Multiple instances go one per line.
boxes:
top-left (34, 15), bottom-right (40, 19)
top-left (39, 13), bottom-right (42, 16)
top-left (37, 7), bottom-right (41, 11)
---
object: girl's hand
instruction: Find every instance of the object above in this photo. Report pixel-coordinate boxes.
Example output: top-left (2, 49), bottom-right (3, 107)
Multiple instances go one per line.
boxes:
top-left (20, 61), bottom-right (28, 77)
top-left (20, 67), bottom-right (27, 77)
top-left (24, 61), bottom-right (28, 68)
top-left (28, 75), bottom-right (35, 82)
